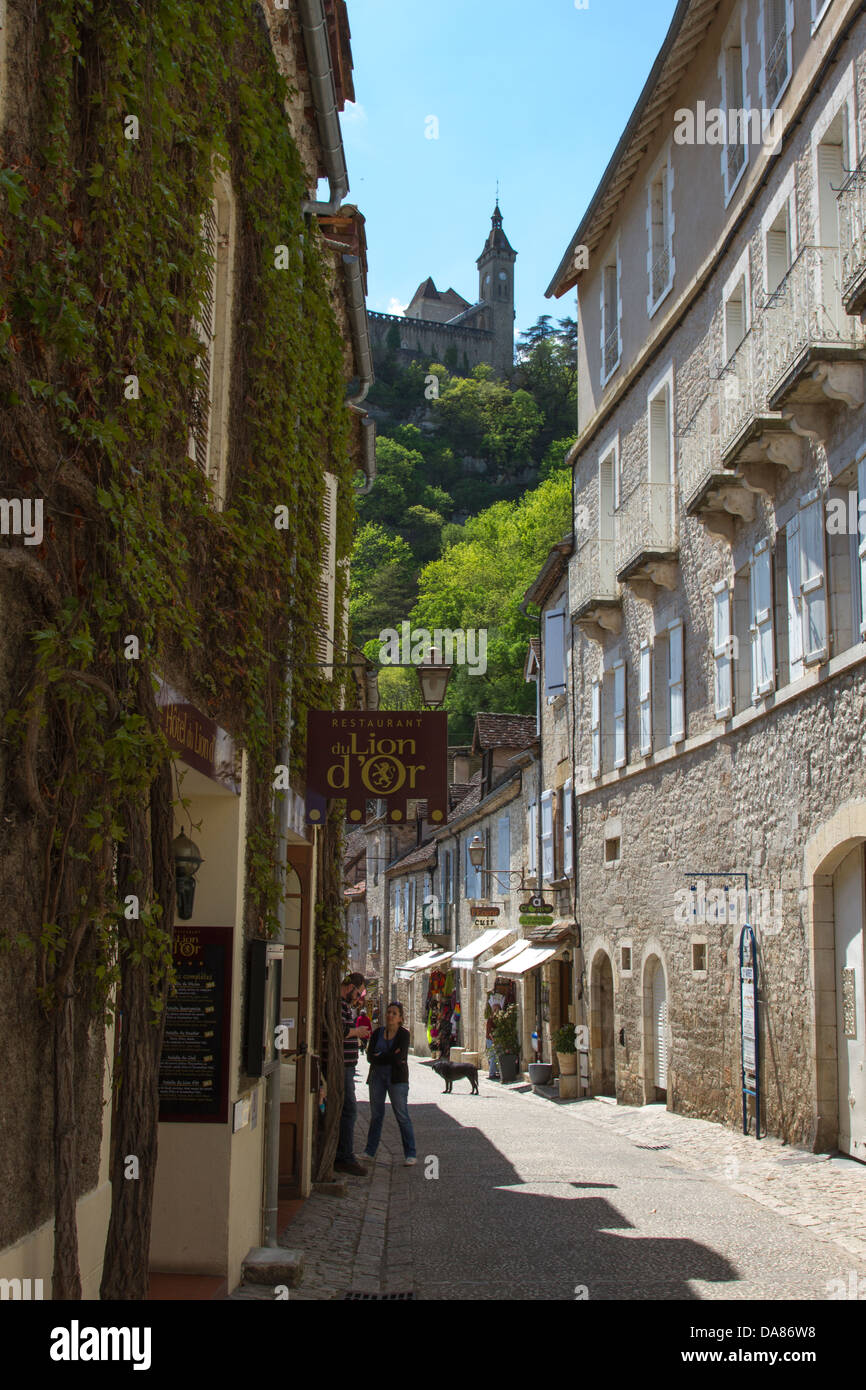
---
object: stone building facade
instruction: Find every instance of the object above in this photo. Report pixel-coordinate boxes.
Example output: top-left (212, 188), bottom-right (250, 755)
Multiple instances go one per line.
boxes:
top-left (546, 0), bottom-right (866, 1155)
top-left (367, 205), bottom-right (517, 378)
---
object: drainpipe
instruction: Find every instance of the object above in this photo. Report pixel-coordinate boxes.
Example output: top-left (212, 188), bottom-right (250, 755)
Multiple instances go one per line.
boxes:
top-left (298, 0), bottom-right (349, 216)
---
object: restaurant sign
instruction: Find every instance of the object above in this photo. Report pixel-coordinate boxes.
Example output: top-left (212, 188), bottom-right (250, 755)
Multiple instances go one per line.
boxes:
top-left (305, 710), bottom-right (448, 825)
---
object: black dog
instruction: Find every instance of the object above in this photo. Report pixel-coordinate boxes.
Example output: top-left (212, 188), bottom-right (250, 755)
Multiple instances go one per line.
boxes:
top-left (432, 1059), bottom-right (479, 1095)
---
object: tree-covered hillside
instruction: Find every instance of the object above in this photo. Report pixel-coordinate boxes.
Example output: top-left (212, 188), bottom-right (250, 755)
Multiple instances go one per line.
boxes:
top-left (350, 316), bottom-right (577, 740)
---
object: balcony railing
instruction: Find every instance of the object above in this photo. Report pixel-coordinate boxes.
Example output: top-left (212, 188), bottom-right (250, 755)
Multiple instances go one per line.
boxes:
top-left (571, 535), bottom-right (618, 614)
top-left (603, 324), bottom-right (620, 379)
top-left (678, 392), bottom-right (720, 508)
top-left (763, 244), bottom-right (866, 399)
top-left (839, 163), bottom-right (866, 311)
top-left (650, 245), bottom-right (670, 304)
top-left (764, 26), bottom-right (788, 108)
top-left (615, 483), bottom-right (676, 578)
top-left (726, 138), bottom-right (745, 189)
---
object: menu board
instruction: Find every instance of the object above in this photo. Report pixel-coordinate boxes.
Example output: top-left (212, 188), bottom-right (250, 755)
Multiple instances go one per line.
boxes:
top-left (158, 927), bottom-right (233, 1123)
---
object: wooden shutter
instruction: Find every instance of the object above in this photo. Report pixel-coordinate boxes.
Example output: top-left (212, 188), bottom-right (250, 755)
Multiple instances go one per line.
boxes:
top-left (817, 142), bottom-right (844, 248)
top-left (189, 200), bottom-right (218, 472)
top-left (591, 679), bottom-right (601, 777)
top-left (725, 289), bottom-right (745, 359)
top-left (562, 782), bottom-right (573, 878)
top-left (799, 493), bottom-right (828, 663)
top-left (541, 790), bottom-right (554, 882)
top-left (859, 457), bottom-right (866, 638)
top-left (713, 585), bottom-right (733, 718)
top-left (497, 815), bottom-right (510, 894)
top-left (544, 609), bottom-right (567, 696)
top-left (639, 641), bottom-right (652, 754)
top-left (786, 517), bottom-right (804, 679)
top-left (527, 801), bottom-right (537, 877)
top-left (316, 471), bottom-right (338, 676)
top-left (668, 622), bottom-right (685, 742)
top-left (652, 963), bottom-right (668, 1088)
top-left (750, 541), bottom-right (776, 696)
top-left (767, 220), bottom-right (790, 294)
top-left (613, 660), bottom-right (626, 768)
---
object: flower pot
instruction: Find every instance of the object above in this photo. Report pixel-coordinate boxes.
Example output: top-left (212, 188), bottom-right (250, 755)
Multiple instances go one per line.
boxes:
top-left (498, 1053), bottom-right (519, 1084)
top-left (529, 1062), bottom-right (553, 1085)
top-left (557, 1051), bottom-right (577, 1076)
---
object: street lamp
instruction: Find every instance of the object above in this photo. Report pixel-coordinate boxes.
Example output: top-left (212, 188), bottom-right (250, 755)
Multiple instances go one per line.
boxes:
top-left (173, 831), bottom-right (204, 921)
top-left (416, 648), bottom-right (451, 710)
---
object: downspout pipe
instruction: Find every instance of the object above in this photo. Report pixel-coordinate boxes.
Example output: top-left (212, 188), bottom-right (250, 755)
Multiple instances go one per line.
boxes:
top-left (342, 252), bottom-right (374, 405)
top-left (299, 0), bottom-right (349, 216)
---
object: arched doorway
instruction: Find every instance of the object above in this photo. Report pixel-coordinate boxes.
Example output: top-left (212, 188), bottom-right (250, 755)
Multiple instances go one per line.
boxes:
top-left (832, 845), bottom-right (866, 1158)
top-left (805, 804), bottom-right (866, 1156)
top-left (643, 954), bottom-right (668, 1103)
top-left (590, 950), bottom-right (616, 1097)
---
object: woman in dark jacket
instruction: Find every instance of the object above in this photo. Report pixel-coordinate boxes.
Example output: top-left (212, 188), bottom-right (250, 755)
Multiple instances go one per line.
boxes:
top-left (361, 1002), bottom-right (417, 1166)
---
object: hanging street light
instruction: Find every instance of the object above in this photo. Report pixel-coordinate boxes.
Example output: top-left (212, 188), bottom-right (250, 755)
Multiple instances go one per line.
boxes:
top-left (417, 647), bottom-right (451, 710)
top-left (173, 831), bottom-right (204, 921)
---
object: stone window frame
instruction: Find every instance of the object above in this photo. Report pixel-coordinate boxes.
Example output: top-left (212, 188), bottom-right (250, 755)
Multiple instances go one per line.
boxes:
top-left (690, 935), bottom-right (708, 977)
top-left (757, 0), bottom-right (794, 123)
top-left (599, 235), bottom-right (622, 388)
top-left (810, 0), bottom-right (832, 34)
top-left (645, 141), bottom-right (676, 319)
top-left (808, 62), bottom-right (856, 249)
top-left (760, 166), bottom-right (797, 300)
top-left (619, 940), bottom-right (633, 977)
top-left (722, 245), bottom-right (752, 363)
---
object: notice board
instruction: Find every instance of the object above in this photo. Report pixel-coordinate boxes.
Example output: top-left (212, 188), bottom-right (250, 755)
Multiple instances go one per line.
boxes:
top-left (158, 926), bottom-right (233, 1123)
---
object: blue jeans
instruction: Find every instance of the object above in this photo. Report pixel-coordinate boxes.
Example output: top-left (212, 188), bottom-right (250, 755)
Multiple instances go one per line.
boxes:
top-left (486, 1039), bottom-right (498, 1079)
top-left (337, 1062), bottom-right (358, 1161)
top-left (364, 1073), bottom-right (416, 1159)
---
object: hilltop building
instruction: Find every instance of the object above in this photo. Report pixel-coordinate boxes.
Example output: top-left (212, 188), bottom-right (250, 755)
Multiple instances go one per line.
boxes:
top-left (368, 204), bottom-right (517, 378)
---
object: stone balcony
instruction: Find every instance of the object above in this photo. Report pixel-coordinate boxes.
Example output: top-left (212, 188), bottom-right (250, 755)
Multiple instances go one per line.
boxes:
top-left (839, 163), bottom-right (866, 319)
top-left (570, 536), bottom-right (622, 642)
top-left (764, 244), bottom-right (866, 440)
top-left (614, 484), bottom-right (678, 602)
top-left (678, 389), bottom-right (755, 545)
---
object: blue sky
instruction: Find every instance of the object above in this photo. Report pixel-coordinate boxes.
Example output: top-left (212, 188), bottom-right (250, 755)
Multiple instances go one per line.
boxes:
top-left (339, 0), bottom-right (678, 337)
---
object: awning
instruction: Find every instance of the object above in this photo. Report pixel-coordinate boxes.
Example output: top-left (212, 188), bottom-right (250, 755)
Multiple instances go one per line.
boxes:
top-left (496, 944), bottom-right (559, 977)
top-left (450, 928), bottom-right (511, 971)
top-left (394, 949), bottom-right (453, 981)
top-left (483, 938), bottom-right (532, 971)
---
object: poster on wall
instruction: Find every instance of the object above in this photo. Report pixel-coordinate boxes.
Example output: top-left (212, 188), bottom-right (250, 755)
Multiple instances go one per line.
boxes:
top-left (305, 710), bottom-right (448, 825)
top-left (158, 926), bottom-right (233, 1124)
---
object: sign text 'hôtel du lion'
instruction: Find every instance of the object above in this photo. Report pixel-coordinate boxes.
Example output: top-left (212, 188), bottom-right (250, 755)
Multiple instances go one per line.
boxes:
top-left (305, 711), bottom-right (448, 826)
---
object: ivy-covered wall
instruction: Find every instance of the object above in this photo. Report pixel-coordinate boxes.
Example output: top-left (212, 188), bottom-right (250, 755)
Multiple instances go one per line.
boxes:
top-left (0, 0), bottom-right (355, 1252)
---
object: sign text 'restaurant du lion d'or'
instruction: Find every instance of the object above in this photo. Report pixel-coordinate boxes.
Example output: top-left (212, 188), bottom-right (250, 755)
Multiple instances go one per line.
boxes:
top-left (305, 710), bottom-right (448, 827)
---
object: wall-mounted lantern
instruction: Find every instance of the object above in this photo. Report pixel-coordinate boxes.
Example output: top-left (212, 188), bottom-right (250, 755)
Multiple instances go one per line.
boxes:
top-left (173, 831), bottom-right (204, 921)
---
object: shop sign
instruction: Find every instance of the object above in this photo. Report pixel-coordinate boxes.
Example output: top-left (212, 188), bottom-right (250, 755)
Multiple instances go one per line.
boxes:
top-left (156, 678), bottom-right (240, 793)
top-left (470, 903), bottom-right (500, 918)
top-left (305, 710), bottom-right (448, 825)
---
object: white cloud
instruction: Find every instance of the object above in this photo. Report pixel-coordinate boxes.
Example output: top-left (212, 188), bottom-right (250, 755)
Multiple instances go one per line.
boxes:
top-left (342, 101), bottom-right (367, 125)
top-left (387, 297), bottom-right (407, 316)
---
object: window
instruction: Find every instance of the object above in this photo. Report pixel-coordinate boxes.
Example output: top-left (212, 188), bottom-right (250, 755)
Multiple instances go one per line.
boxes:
top-left (600, 246), bottom-right (621, 383)
top-left (713, 583), bottom-right (734, 718)
top-left (599, 444), bottom-right (618, 589)
top-left (668, 621), bottom-right (685, 743)
top-left (604, 837), bottom-right (621, 864)
top-left (648, 378), bottom-right (674, 548)
top-left (465, 835), bottom-right (482, 900)
top-left (721, 23), bottom-right (747, 199)
top-left (786, 516), bottom-right (805, 681)
top-left (527, 800), bottom-right (538, 877)
top-left (724, 276), bottom-right (747, 362)
top-left (639, 641), bottom-right (652, 754)
top-left (613, 660), bottom-right (626, 769)
top-left (750, 540), bottom-right (776, 698)
top-left (315, 471), bottom-right (338, 677)
top-left (497, 815), bottom-right (511, 894)
top-left (692, 941), bottom-right (708, 973)
top-left (811, 0), bottom-right (832, 32)
top-left (761, 0), bottom-right (791, 112)
top-left (621, 944), bottom-right (633, 974)
top-left (188, 178), bottom-right (235, 506)
top-left (544, 608), bottom-right (567, 698)
top-left (647, 151), bottom-right (675, 312)
top-left (408, 878), bottom-right (416, 932)
top-left (562, 781), bottom-right (573, 878)
top-left (766, 204), bottom-right (792, 295)
top-left (541, 790), bottom-right (554, 882)
top-left (799, 491), bottom-right (828, 663)
top-left (591, 679), bottom-right (601, 777)
top-left (389, 881), bottom-right (397, 931)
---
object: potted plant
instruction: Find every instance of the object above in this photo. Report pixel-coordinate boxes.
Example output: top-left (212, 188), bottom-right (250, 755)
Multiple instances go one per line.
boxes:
top-left (554, 1022), bottom-right (578, 1076)
top-left (491, 1004), bottom-right (520, 1083)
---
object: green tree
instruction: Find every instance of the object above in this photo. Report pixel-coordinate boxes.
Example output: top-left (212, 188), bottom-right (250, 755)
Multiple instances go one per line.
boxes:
top-left (349, 523), bottom-right (416, 648)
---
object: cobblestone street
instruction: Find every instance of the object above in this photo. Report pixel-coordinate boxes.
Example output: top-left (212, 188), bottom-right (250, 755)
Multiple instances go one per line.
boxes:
top-left (230, 1058), bottom-right (866, 1301)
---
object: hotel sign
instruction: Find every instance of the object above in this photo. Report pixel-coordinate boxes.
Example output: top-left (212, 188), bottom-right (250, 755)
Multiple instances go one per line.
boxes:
top-left (306, 710), bottom-right (448, 826)
top-left (156, 678), bottom-right (240, 793)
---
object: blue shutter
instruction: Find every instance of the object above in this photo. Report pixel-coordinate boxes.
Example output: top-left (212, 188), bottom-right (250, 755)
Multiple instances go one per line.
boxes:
top-left (544, 610), bottom-right (567, 696)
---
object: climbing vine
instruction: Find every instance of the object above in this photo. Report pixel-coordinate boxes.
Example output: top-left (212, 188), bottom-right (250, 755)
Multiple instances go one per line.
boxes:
top-left (0, 0), bottom-right (355, 1294)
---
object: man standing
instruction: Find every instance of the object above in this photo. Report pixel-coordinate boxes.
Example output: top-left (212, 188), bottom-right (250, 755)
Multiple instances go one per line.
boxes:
top-left (334, 972), bottom-right (371, 1176)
